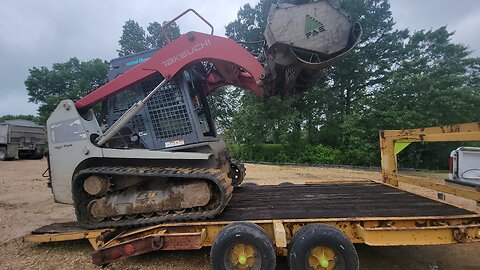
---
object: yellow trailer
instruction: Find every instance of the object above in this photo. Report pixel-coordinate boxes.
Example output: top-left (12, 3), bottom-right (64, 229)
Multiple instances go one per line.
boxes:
top-left (24, 122), bottom-right (480, 270)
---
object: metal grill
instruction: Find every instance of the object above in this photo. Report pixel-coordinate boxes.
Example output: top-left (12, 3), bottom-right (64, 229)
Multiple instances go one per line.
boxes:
top-left (144, 80), bottom-right (193, 140)
top-left (111, 90), bottom-right (147, 134)
top-left (107, 72), bottom-right (201, 150)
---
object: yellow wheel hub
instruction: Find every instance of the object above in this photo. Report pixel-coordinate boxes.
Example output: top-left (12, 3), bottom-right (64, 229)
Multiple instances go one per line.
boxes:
top-left (308, 246), bottom-right (337, 270)
top-left (230, 243), bottom-right (257, 269)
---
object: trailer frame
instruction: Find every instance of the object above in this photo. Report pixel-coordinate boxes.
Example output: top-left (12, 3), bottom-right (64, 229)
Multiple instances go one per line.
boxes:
top-left (23, 122), bottom-right (480, 268)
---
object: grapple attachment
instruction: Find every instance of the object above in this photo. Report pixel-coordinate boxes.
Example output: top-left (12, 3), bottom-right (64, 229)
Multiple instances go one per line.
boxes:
top-left (262, 0), bottom-right (362, 97)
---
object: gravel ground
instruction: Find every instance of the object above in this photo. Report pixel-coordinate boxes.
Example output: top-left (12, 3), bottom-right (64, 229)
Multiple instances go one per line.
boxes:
top-left (0, 159), bottom-right (478, 269)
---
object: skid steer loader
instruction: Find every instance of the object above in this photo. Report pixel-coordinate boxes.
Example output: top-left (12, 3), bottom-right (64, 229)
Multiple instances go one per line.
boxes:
top-left (46, 0), bottom-right (361, 228)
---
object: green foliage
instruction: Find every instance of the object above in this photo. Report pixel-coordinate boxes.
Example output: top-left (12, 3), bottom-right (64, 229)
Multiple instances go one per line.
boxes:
top-left (146, 22), bottom-right (181, 49)
top-left (0, 114), bottom-right (41, 124)
top-left (24, 58), bottom-right (109, 123)
top-left (225, 0), bottom-right (275, 54)
top-left (207, 87), bottom-right (243, 134)
top-left (118, 20), bottom-right (180, 56)
top-left (219, 0), bottom-right (480, 169)
top-left (118, 20), bottom-right (148, 56)
top-left (229, 143), bottom-right (342, 164)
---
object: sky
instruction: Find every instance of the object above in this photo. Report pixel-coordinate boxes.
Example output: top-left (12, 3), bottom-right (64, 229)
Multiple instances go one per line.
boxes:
top-left (0, 0), bottom-right (479, 117)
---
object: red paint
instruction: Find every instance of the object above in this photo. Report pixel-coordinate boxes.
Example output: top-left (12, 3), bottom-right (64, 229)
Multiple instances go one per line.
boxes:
top-left (123, 244), bottom-right (135, 255)
top-left (75, 31), bottom-right (265, 110)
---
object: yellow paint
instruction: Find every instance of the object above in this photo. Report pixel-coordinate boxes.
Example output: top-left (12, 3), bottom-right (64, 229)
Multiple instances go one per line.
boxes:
top-left (380, 122), bottom-right (480, 204)
top-left (273, 220), bottom-right (287, 248)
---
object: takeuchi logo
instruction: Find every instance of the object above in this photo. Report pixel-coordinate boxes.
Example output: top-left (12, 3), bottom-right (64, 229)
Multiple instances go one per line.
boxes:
top-left (162, 39), bottom-right (212, 67)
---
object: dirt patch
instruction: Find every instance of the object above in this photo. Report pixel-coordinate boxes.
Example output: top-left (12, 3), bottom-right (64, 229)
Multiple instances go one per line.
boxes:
top-left (0, 160), bottom-right (479, 269)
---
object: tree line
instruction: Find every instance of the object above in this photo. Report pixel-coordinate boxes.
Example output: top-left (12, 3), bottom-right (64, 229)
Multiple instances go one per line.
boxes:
top-left (22, 0), bottom-right (480, 169)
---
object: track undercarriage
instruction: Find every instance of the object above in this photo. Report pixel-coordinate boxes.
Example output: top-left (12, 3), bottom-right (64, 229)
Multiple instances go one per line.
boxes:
top-left (73, 165), bottom-right (239, 228)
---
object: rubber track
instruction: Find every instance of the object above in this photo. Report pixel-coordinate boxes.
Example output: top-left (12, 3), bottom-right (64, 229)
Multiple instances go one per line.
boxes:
top-left (72, 166), bottom-right (232, 229)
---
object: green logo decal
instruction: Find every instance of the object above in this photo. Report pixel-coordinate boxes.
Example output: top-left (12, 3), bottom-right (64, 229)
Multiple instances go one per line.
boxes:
top-left (305, 15), bottom-right (325, 38)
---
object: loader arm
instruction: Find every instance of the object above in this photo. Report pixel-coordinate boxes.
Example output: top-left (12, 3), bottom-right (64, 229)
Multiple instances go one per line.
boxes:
top-left (75, 31), bottom-right (265, 110)
top-left (76, 0), bottom-right (362, 110)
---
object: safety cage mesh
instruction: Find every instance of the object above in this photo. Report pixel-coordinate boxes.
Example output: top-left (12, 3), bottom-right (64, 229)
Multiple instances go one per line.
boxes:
top-left (142, 78), bottom-right (193, 140)
top-left (108, 76), bottom-right (194, 145)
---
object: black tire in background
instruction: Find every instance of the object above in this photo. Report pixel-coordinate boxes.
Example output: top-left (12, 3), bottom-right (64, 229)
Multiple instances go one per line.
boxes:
top-left (210, 222), bottom-right (276, 270)
top-left (288, 223), bottom-right (359, 270)
top-left (18, 151), bottom-right (30, 159)
top-left (32, 148), bottom-right (45, 159)
top-left (0, 146), bottom-right (6, 161)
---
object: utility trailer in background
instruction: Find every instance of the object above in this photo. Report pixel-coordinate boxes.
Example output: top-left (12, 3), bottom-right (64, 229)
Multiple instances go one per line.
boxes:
top-left (23, 122), bottom-right (480, 269)
top-left (0, 120), bottom-right (45, 161)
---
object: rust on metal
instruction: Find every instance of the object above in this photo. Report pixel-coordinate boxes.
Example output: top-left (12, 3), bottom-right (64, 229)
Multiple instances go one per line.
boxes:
top-left (91, 228), bottom-right (206, 266)
top-left (379, 122), bottom-right (480, 203)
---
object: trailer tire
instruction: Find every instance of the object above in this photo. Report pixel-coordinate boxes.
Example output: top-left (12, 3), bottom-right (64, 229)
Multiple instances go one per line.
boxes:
top-left (210, 222), bottom-right (276, 270)
top-left (0, 146), bottom-right (6, 161)
top-left (288, 223), bottom-right (358, 270)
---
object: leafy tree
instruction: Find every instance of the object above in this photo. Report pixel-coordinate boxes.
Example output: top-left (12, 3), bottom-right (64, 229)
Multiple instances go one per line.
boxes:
top-left (224, 0), bottom-right (480, 169)
top-left (118, 20), bottom-right (181, 56)
top-left (118, 20), bottom-right (148, 56)
top-left (207, 87), bottom-right (243, 136)
top-left (25, 58), bottom-right (109, 122)
top-left (225, 0), bottom-right (276, 54)
top-left (318, 0), bottom-right (409, 146)
top-left (365, 27), bottom-right (480, 168)
top-left (146, 22), bottom-right (181, 49)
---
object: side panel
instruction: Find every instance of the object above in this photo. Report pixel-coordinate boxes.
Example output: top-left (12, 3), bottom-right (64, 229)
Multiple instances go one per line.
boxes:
top-left (9, 124), bottom-right (46, 150)
top-left (6, 144), bottom-right (18, 159)
top-left (47, 100), bottom-right (103, 204)
top-left (47, 100), bottom-right (213, 204)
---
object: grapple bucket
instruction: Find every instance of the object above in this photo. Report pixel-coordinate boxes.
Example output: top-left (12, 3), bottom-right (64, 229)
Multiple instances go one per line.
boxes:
top-left (262, 0), bottom-right (362, 97)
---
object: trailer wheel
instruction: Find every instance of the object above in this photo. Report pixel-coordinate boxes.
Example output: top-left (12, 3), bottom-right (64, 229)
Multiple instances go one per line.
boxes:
top-left (288, 224), bottom-right (358, 270)
top-left (210, 222), bottom-right (276, 270)
top-left (0, 146), bottom-right (6, 161)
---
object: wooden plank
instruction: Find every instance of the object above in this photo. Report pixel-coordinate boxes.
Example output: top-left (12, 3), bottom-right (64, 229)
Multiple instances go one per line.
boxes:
top-left (212, 183), bottom-right (473, 221)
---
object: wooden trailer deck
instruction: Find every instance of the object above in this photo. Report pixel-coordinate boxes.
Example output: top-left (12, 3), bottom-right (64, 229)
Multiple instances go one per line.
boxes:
top-left (25, 181), bottom-right (480, 266)
top-left (22, 122), bottom-right (480, 267)
top-left (214, 182), bottom-right (473, 221)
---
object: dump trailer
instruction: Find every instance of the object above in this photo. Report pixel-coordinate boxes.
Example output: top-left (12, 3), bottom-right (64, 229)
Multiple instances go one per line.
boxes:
top-left (24, 123), bottom-right (480, 270)
top-left (0, 120), bottom-right (45, 161)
